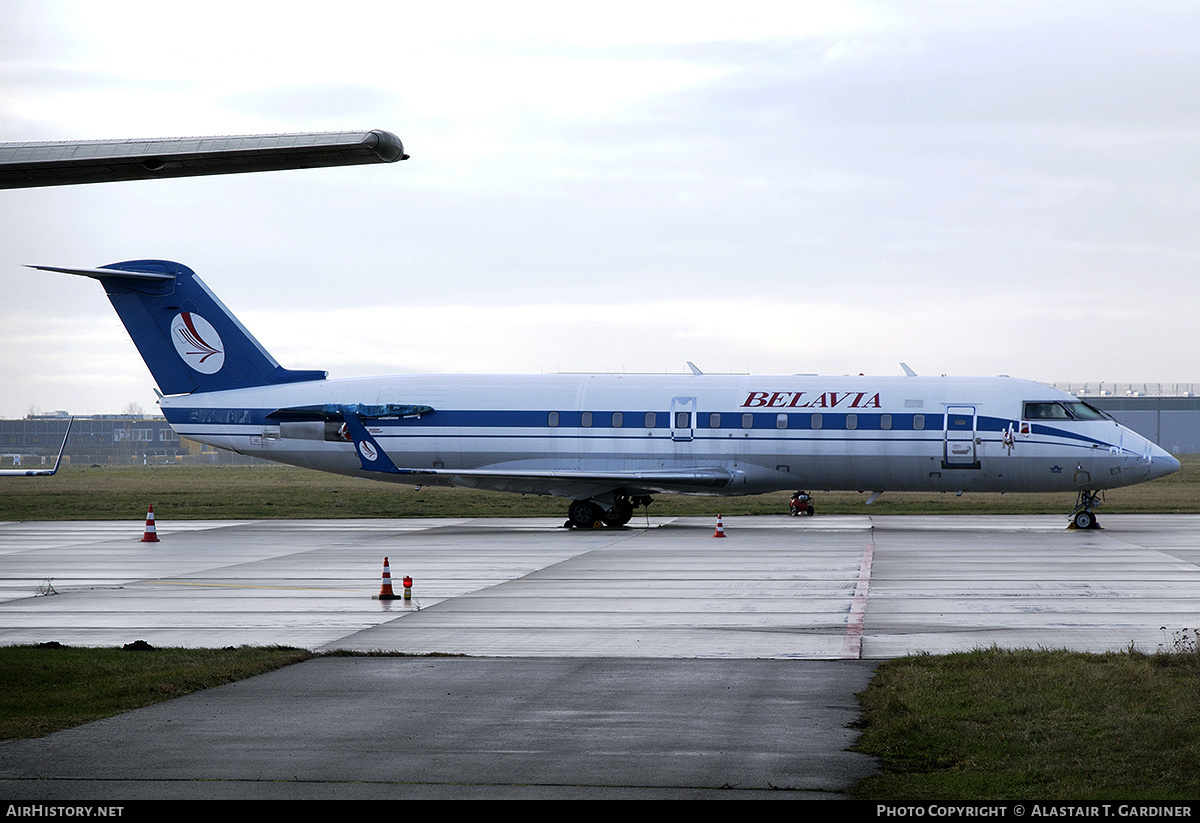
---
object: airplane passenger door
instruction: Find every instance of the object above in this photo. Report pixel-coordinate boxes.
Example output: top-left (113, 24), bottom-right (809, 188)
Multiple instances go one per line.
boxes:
top-left (943, 405), bottom-right (980, 469)
top-left (671, 397), bottom-right (696, 442)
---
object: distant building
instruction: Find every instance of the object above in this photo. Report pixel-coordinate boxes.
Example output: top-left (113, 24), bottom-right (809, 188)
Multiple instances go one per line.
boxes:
top-left (0, 413), bottom-right (266, 467)
top-left (1052, 384), bottom-right (1200, 455)
top-left (1085, 398), bottom-right (1200, 455)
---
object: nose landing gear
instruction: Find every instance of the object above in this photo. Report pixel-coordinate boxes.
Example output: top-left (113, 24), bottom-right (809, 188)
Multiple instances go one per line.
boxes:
top-left (1069, 490), bottom-right (1102, 530)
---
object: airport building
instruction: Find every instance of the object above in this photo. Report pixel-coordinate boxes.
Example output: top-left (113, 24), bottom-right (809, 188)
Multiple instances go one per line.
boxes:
top-left (1082, 397), bottom-right (1200, 455)
top-left (0, 413), bottom-right (259, 467)
top-left (1052, 384), bottom-right (1200, 455)
top-left (2, 388), bottom-right (1198, 469)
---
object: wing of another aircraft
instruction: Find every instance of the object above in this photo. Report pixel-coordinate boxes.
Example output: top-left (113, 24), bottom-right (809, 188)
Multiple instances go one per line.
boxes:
top-left (0, 130), bottom-right (407, 189)
top-left (0, 418), bottom-right (72, 477)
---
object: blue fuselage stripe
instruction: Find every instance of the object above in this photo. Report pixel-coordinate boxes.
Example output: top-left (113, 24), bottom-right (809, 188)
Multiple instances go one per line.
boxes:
top-left (162, 407), bottom-right (1111, 448)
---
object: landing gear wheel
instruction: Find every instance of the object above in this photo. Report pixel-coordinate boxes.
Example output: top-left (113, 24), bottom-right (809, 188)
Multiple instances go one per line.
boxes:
top-left (601, 501), bottom-right (634, 527)
top-left (1070, 490), bottom-right (1102, 530)
top-left (567, 499), bottom-right (601, 528)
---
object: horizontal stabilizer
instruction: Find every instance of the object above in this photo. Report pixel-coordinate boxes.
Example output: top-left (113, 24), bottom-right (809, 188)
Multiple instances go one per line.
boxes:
top-left (28, 264), bottom-right (174, 281)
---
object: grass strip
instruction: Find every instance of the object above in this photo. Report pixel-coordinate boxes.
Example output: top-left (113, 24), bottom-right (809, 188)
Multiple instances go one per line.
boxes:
top-left (851, 646), bottom-right (1200, 800)
top-left (0, 455), bottom-right (1197, 520)
top-left (0, 643), bottom-right (313, 739)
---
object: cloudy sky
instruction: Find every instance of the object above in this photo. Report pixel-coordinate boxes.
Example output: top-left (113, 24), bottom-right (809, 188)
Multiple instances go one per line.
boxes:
top-left (2, 1), bottom-right (1199, 417)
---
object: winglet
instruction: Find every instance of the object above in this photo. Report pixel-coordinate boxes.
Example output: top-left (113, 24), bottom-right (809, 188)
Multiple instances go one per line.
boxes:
top-left (340, 412), bottom-right (401, 474)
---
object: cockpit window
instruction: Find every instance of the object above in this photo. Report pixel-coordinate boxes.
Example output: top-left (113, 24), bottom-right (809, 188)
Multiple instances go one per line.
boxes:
top-left (1062, 401), bottom-right (1109, 421)
top-left (1023, 402), bottom-right (1071, 420)
top-left (1023, 401), bottom-right (1111, 421)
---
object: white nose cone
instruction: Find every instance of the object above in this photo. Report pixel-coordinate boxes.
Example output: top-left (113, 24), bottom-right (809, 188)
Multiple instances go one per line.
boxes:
top-left (1148, 444), bottom-right (1181, 481)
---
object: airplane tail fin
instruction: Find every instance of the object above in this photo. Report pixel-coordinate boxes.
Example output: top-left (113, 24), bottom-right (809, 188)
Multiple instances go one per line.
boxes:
top-left (31, 260), bottom-right (326, 396)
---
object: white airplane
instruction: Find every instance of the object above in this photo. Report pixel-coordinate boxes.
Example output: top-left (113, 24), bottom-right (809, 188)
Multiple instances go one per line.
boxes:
top-left (0, 418), bottom-right (72, 476)
top-left (32, 260), bottom-right (1180, 529)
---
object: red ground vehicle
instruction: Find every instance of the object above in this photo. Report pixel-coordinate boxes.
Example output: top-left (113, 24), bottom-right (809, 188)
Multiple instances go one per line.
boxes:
top-left (789, 491), bottom-right (814, 516)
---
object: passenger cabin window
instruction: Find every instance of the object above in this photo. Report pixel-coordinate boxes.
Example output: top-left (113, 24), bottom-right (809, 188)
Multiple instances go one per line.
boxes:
top-left (913, 414), bottom-right (925, 430)
top-left (548, 412), bottom-right (560, 427)
top-left (742, 413), bottom-right (754, 429)
top-left (811, 413), bottom-right (823, 430)
top-left (612, 412), bottom-right (623, 428)
top-left (776, 413), bottom-right (788, 429)
top-left (709, 413), bottom-right (721, 428)
top-left (581, 412), bottom-right (593, 428)
top-left (846, 413), bottom-right (858, 430)
top-left (675, 412), bottom-right (691, 428)
top-left (644, 412), bottom-right (656, 428)
top-left (881, 414), bottom-right (892, 430)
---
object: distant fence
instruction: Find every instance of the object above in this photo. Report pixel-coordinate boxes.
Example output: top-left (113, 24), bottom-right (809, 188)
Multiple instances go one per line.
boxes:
top-left (1053, 383), bottom-right (1200, 397)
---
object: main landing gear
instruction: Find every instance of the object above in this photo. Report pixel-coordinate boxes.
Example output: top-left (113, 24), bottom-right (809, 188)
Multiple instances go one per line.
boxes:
top-left (1069, 490), bottom-right (1103, 530)
top-left (564, 493), bottom-right (653, 529)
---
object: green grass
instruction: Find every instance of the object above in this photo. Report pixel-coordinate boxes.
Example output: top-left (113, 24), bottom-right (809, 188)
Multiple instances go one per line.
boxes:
top-left (851, 646), bottom-right (1200, 800)
top-left (0, 643), bottom-right (313, 739)
top-left (6, 643), bottom-right (1200, 800)
top-left (1, 455), bottom-right (1197, 520)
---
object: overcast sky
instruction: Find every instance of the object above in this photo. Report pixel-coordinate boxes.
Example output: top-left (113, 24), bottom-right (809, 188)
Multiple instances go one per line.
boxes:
top-left (3, 1), bottom-right (1199, 417)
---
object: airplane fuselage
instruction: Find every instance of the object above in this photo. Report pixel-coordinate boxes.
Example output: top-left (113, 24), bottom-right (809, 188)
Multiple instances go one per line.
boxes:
top-left (161, 372), bottom-right (1177, 499)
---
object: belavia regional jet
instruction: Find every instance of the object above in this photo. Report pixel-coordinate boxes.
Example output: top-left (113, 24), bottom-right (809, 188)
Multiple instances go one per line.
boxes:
top-left (34, 260), bottom-right (1179, 529)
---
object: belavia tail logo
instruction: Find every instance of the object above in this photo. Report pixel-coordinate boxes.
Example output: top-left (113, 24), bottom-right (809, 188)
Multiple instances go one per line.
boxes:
top-left (171, 312), bottom-right (225, 374)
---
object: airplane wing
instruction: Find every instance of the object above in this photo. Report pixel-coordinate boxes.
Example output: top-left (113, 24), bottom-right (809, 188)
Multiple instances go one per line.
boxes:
top-left (0, 130), bottom-right (407, 189)
top-left (339, 412), bottom-right (736, 498)
top-left (0, 418), bottom-right (72, 477)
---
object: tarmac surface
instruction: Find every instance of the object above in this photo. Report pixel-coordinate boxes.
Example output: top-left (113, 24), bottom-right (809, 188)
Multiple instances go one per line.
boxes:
top-left (1, 513), bottom-right (1198, 799)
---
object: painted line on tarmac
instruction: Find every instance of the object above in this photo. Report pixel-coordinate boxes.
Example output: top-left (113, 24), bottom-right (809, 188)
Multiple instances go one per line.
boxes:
top-left (842, 532), bottom-right (874, 659)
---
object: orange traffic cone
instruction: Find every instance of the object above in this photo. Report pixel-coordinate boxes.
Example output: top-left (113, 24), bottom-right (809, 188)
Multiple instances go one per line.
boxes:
top-left (373, 556), bottom-right (399, 600)
top-left (712, 514), bottom-right (726, 538)
top-left (140, 504), bottom-right (159, 543)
